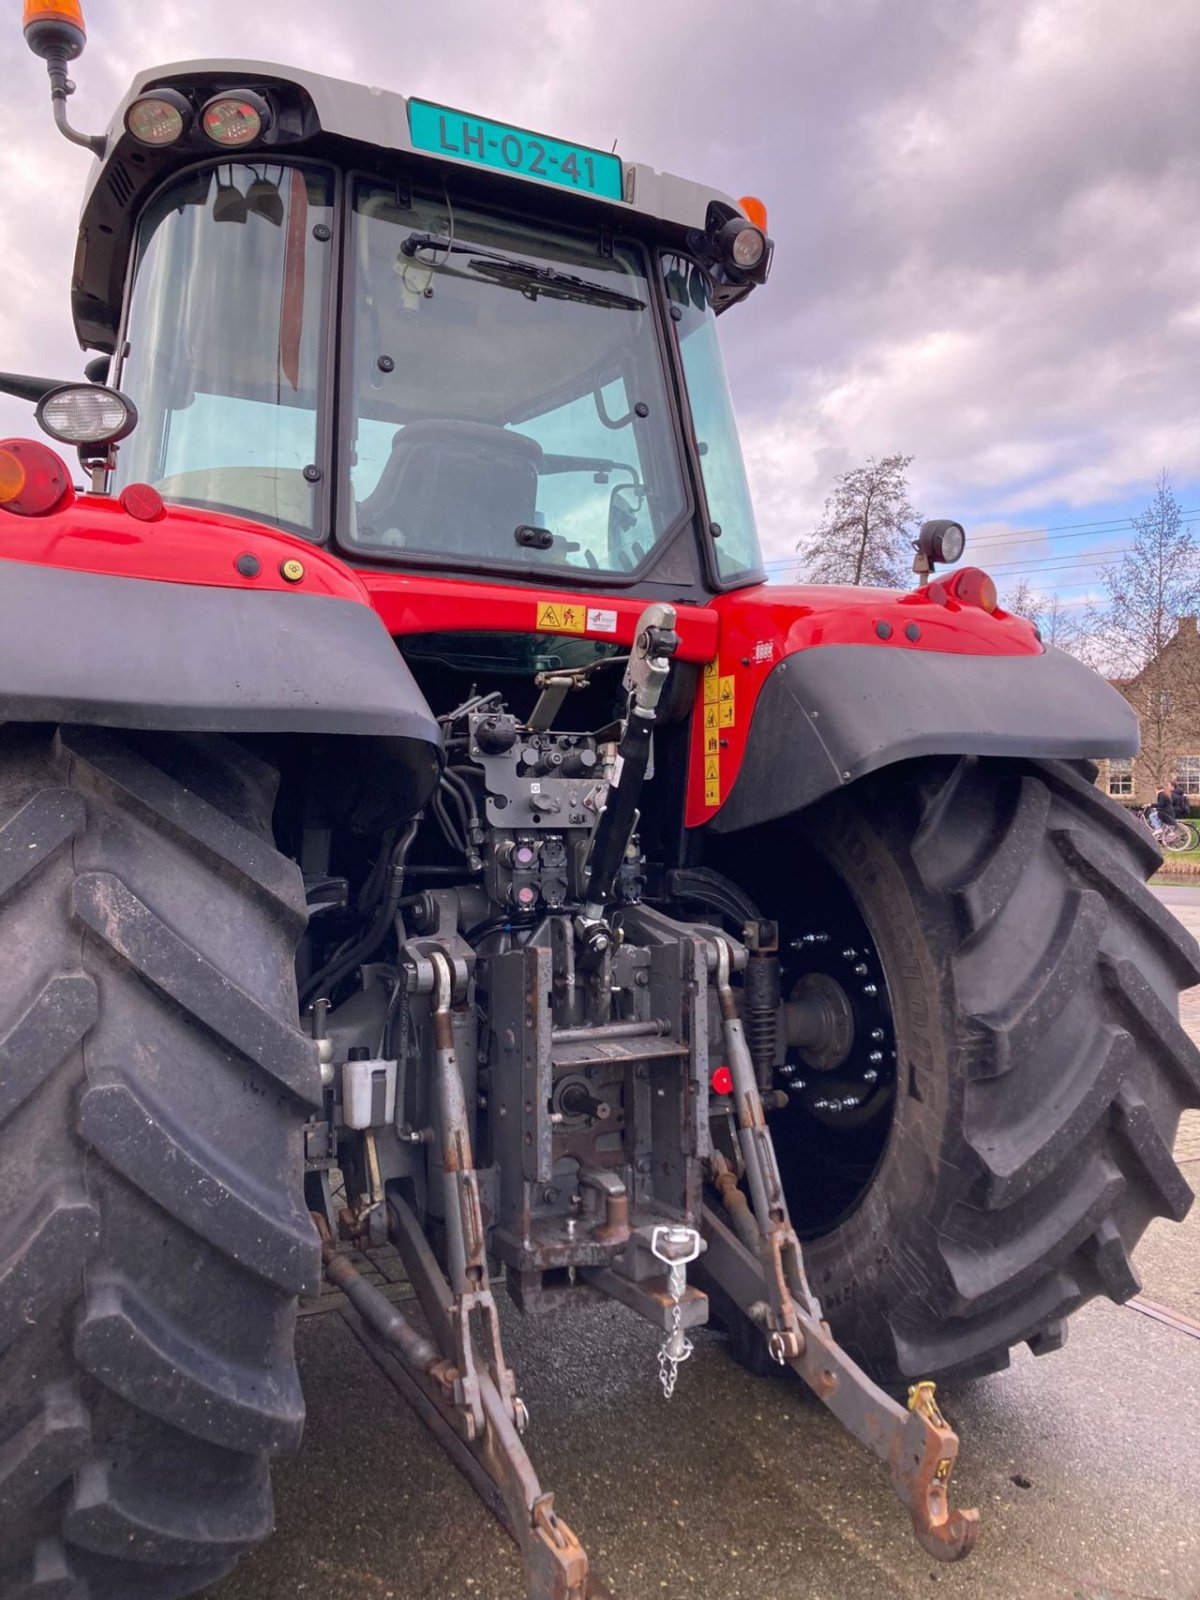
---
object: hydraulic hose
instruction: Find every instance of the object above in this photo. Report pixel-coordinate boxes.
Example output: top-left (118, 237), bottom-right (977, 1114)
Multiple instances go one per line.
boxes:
top-left (581, 707), bottom-right (654, 916)
top-left (301, 817), bottom-right (419, 1009)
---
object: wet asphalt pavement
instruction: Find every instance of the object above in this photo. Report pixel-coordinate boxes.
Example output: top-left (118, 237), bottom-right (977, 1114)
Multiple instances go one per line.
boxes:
top-left (212, 893), bottom-right (1200, 1600)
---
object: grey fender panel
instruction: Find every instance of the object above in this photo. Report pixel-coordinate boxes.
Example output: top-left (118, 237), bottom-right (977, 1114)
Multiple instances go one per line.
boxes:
top-left (710, 643), bottom-right (1138, 833)
top-left (0, 558), bottom-right (442, 756)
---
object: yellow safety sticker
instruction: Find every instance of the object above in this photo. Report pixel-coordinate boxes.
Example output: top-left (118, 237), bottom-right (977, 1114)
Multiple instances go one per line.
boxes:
top-left (704, 756), bottom-right (720, 782)
top-left (718, 700), bottom-right (735, 728)
top-left (704, 728), bottom-right (720, 755)
top-left (717, 675), bottom-right (736, 709)
top-left (703, 703), bottom-right (720, 731)
top-left (703, 659), bottom-right (720, 703)
top-left (705, 779), bottom-right (721, 806)
top-left (536, 601), bottom-right (586, 633)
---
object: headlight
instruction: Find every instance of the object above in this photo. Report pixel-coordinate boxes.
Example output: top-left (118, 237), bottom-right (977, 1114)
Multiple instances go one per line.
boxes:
top-left (200, 90), bottom-right (271, 148)
top-left (125, 89), bottom-right (192, 147)
top-left (36, 384), bottom-right (137, 447)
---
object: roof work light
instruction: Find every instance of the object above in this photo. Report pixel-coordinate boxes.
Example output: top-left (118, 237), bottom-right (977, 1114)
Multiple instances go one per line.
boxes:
top-left (201, 90), bottom-right (272, 148)
top-left (125, 88), bottom-right (193, 147)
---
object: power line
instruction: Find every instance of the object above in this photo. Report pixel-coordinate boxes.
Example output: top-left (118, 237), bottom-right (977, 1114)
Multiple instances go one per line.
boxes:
top-left (766, 511), bottom-right (1200, 581)
top-left (765, 548), bottom-right (1134, 575)
top-left (972, 549), bottom-right (1132, 576)
top-left (967, 508), bottom-right (1200, 547)
top-left (766, 509), bottom-right (1200, 571)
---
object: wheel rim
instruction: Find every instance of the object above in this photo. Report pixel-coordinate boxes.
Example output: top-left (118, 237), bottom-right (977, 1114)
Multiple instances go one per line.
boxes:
top-left (771, 874), bottom-right (899, 1237)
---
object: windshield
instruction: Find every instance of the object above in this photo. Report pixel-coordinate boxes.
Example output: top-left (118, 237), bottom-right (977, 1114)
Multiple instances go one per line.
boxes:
top-left (116, 163), bottom-right (334, 537)
top-left (661, 255), bottom-right (761, 581)
top-left (344, 179), bottom-right (688, 577)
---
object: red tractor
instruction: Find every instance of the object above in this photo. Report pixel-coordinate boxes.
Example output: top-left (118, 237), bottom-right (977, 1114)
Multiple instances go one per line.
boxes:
top-left (3, 4), bottom-right (1197, 1596)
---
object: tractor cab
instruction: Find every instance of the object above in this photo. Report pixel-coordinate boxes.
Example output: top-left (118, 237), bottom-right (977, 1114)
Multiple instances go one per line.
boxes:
top-left (60, 58), bottom-right (772, 600)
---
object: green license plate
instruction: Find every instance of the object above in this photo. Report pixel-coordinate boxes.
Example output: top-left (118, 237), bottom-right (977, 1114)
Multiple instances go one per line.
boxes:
top-left (407, 100), bottom-right (624, 201)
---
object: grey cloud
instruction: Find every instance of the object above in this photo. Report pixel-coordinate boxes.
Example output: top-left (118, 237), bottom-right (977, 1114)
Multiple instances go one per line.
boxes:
top-left (0, 0), bottom-right (1194, 569)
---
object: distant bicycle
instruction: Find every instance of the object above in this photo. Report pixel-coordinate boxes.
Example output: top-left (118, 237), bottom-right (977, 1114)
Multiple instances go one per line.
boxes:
top-left (1135, 805), bottom-right (1199, 853)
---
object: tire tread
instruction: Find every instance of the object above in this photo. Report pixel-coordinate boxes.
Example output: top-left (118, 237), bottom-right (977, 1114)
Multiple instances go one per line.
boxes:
top-left (0, 729), bottom-right (312, 1600)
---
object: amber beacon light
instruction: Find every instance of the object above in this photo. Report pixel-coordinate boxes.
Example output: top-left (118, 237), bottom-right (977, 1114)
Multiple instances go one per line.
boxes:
top-left (22, 0), bottom-right (87, 58)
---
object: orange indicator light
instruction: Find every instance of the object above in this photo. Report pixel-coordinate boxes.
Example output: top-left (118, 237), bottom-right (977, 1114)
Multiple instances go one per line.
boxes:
top-left (738, 195), bottom-right (768, 231)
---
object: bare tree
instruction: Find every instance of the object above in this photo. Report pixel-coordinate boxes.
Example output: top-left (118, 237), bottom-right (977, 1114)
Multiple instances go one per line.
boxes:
top-left (1000, 581), bottom-right (1087, 655)
top-left (1002, 578), bottom-right (1039, 623)
top-left (1101, 472), bottom-right (1200, 786)
top-left (798, 454), bottom-right (918, 587)
top-left (1039, 593), bottom-right (1084, 651)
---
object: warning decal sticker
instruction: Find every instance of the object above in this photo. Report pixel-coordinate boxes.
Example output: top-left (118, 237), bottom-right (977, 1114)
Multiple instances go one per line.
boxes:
top-left (536, 601), bottom-right (586, 634)
top-left (699, 661), bottom-right (742, 810)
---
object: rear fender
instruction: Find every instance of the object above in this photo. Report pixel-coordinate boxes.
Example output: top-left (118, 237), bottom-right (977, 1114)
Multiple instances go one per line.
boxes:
top-left (689, 584), bottom-right (1136, 833)
top-left (0, 498), bottom-right (443, 818)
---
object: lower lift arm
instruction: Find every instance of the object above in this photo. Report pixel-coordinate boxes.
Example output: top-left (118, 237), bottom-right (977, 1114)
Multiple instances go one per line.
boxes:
top-left (700, 936), bottom-right (980, 1562)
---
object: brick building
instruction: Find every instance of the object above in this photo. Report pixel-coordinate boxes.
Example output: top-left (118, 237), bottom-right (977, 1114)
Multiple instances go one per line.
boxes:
top-left (1096, 615), bottom-right (1200, 805)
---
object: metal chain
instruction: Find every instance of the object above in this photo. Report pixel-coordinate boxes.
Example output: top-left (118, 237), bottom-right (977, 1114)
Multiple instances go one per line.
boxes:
top-left (657, 1284), bottom-right (694, 1399)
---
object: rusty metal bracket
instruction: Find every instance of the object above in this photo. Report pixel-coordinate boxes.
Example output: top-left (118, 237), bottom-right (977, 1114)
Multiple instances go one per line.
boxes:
top-left (381, 1192), bottom-right (607, 1599)
top-left (428, 949), bottom-right (523, 1437)
top-left (699, 1207), bottom-right (979, 1561)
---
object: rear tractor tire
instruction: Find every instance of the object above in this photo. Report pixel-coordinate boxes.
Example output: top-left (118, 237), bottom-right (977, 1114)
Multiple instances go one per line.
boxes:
top-left (0, 726), bottom-right (319, 1599)
top-left (717, 756), bottom-right (1200, 1388)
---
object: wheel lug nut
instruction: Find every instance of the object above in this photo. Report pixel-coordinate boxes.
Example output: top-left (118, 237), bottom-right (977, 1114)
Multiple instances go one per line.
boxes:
top-left (862, 1068), bottom-right (878, 1083)
top-left (870, 1028), bottom-right (884, 1042)
top-left (854, 962), bottom-right (868, 976)
top-left (868, 1050), bottom-right (883, 1064)
top-left (862, 982), bottom-right (878, 995)
top-left (842, 948), bottom-right (856, 960)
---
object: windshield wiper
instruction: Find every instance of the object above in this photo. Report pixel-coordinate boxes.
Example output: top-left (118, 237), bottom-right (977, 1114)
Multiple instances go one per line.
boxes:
top-left (400, 232), bottom-right (644, 311)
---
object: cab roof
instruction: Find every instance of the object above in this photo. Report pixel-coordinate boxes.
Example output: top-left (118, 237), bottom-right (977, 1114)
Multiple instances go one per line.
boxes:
top-left (72, 58), bottom-right (749, 352)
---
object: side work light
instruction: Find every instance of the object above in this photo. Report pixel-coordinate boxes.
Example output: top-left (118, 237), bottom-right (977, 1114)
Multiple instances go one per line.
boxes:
top-left (201, 90), bottom-right (271, 148)
top-left (36, 383), bottom-right (137, 447)
top-left (913, 519), bottom-right (967, 587)
top-left (917, 519), bottom-right (967, 567)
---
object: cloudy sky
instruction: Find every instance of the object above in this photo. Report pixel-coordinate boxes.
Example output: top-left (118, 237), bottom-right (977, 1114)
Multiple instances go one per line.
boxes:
top-left (2, 0), bottom-right (1197, 596)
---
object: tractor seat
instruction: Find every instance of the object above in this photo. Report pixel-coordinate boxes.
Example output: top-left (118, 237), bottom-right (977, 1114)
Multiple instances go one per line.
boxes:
top-left (356, 420), bottom-right (544, 555)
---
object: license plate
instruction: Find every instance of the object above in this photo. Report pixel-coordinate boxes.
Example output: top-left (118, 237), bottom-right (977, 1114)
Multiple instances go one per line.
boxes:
top-left (407, 99), bottom-right (624, 201)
